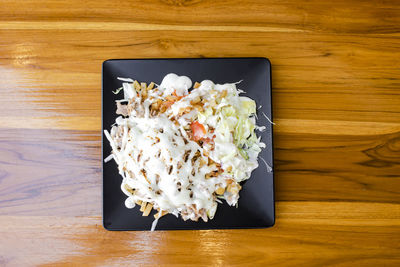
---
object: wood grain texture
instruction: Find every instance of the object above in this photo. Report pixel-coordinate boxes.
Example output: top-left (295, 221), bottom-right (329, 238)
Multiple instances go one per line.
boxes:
top-left (0, 0), bottom-right (399, 266)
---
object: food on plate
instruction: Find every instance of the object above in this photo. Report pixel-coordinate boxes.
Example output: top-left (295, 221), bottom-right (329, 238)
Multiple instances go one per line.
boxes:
top-left (104, 73), bottom-right (267, 230)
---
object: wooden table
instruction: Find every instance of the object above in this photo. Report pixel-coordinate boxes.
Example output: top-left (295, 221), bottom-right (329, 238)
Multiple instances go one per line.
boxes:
top-left (0, 0), bottom-right (399, 266)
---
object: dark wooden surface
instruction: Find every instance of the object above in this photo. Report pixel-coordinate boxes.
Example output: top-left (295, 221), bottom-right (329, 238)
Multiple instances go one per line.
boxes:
top-left (0, 0), bottom-right (399, 266)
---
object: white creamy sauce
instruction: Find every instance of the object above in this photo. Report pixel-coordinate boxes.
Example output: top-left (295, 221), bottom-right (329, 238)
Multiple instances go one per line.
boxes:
top-left (159, 73), bottom-right (192, 96)
top-left (106, 113), bottom-right (223, 214)
top-left (125, 197), bottom-right (136, 209)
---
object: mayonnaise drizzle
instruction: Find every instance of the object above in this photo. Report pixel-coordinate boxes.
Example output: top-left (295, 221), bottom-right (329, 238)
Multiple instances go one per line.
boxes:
top-left (105, 112), bottom-right (223, 219)
top-left (159, 73), bottom-right (192, 96)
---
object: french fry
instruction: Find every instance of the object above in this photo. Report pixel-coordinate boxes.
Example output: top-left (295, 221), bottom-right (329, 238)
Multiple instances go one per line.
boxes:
top-left (154, 210), bottom-right (168, 219)
top-left (199, 159), bottom-right (206, 167)
top-left (194, 82), bottom-right (201, 88)
top-left (140, 201), bottom-right (147, 212)
top-left (147, 82), bottom-right (155, 91)
top-left (221, 90), bottom-right (227, 98)
top-left (141, 83), bottom-right (147, 100)
top-left (160, 101), bottom-right (173, 113)
top-left (227, 183), bottom-right (241, 194)
top-left (124, 184), bottom-right (135, 195)
top-left (194, 104), bottom-right (204, 112)
top-left (151, 99), bottom-right (162, 112)
top-left (142, 203), bottom-right (153, 216)
top-left (165, 95), bottom-right (174, 102)
top-left (215, 187), bottom-right (225, 195)
top-left (135, 199), bottom-right (143, 205)
top-left (133, 80), bottom-right (141, 92)
top-left (178, 106), bottom-right (192, 116)
top-left (190, 96), bottom-right (201, 105)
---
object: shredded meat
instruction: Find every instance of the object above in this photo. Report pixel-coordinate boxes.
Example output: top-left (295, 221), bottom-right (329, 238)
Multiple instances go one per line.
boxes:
top-left (116, 102), bottom-right (129, 116)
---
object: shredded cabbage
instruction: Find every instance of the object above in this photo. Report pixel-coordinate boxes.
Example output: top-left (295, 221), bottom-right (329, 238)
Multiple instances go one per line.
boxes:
top-left (200, 83), bottom-right (265, 182)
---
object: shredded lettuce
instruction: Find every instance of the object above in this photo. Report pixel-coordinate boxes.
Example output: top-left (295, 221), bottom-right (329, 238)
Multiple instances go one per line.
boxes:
top-left (238, 148), bottom-right (249, 160)
top-left (239, 97), bottom-right (256, 115)
top-left (234, 117), bottom-right (255, 147)
top-left (198, 108), bottom-right (213, 124)
top-left (221, 106), bottom-right (236, 117)
top-left (194, 84), bottom-right (265, 182)
top-left (207, 203), bottom-right (217, 219)
top-left (112, 87), bottom-right (123, 94)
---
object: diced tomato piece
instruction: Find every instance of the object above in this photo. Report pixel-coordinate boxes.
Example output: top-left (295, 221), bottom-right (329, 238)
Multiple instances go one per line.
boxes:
top-left (190, 121), bottom-right (206, 141)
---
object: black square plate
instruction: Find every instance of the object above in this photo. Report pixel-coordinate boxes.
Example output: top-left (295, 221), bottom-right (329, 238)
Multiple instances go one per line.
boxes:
top-left (102, 58), bottom-right (274, 230)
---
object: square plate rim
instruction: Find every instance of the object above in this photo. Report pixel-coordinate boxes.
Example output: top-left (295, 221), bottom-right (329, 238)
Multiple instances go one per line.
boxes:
top-left (101, 57), bottom-right (275, 231)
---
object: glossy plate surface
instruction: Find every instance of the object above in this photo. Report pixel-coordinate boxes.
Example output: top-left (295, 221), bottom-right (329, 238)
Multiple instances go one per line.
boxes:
top-left (102, 58), bottom-right (274, 230)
